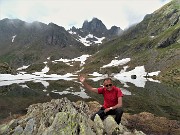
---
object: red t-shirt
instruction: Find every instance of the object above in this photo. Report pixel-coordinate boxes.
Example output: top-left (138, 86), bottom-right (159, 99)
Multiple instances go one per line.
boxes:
top-left (98, 86), bottom-right (123, 109)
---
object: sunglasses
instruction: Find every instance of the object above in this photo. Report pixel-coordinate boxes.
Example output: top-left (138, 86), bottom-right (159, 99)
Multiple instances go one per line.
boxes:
top-left (105, 84), bottom-right (112, 87)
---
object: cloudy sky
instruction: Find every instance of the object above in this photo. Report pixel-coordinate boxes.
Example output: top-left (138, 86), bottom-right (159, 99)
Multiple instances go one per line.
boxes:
top-left (0, 0), bottom-right (171, 30)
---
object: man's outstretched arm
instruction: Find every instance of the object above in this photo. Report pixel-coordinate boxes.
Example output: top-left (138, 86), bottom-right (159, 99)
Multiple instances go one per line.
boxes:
top-left (79, 75), bottom-right (98, 93)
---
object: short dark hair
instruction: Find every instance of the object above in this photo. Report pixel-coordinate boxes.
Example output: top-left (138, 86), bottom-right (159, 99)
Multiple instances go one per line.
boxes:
top-left (103, 77), bottom-right (112, 82)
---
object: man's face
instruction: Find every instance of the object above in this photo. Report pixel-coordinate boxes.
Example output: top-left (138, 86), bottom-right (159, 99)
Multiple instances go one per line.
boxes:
top-left (103, 79), bottom-right (113, 91)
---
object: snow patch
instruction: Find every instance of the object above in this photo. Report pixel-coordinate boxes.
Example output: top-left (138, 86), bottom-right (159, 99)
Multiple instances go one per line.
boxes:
top-left (102, 58), bottom-right (131, 68)
top-left (12, 35), bottom-right (16, 42)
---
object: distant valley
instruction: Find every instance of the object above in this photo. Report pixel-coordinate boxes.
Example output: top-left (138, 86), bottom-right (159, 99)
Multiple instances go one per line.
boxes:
top-left (0, 0), bottom-right (179, 84)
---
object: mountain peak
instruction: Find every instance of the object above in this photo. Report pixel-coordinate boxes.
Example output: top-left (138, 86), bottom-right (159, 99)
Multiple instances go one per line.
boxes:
top-left (68, 17), bottom-right (123, 46)
top-left (82, 17), bottom-right (107, 37)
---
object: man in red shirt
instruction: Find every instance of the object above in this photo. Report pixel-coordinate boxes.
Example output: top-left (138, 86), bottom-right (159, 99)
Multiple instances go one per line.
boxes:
top-left (79, 76), bottom-right (123, 124)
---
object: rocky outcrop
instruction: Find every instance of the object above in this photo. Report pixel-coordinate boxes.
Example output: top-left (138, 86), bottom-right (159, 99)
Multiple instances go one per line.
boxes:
top-left (0, 98), bottom-right (144, 135)
top-left (157, 28), bottom-right (180, 48)
top-left (108, 26), bottom-right (123, 37)
top-left (45, 23), bottom-right (83, 47)
top-left (0, 62), bottom-right (16, 74)
top-left (82, 18), bottom-right (107, 37)
top-left (1, 98), bottom-right (180, 135)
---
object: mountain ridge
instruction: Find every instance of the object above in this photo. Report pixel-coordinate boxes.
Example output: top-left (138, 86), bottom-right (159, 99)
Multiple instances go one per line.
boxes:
top-left (79, 0), bottom-right (180, 81)
top-left (0, 0), bottom-right (179, 82)
top-left (0, 17), bottom-right (122, 67)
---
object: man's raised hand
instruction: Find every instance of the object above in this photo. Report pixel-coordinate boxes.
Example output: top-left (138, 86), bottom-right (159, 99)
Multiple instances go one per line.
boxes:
top-left (79, 75), bottom-right (85, 83)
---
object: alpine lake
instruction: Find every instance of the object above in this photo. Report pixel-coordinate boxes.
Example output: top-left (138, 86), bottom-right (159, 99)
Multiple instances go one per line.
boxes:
top-left (0, 76), bottom-right (180, 123)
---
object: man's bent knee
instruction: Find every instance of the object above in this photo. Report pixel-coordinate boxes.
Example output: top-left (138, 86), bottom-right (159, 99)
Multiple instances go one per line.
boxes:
top-left (116, 107), bottom-right (123, 113)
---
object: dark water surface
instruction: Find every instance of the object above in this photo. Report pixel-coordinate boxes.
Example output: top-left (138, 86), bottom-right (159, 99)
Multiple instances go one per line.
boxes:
top-left (0, 79), bottom-right (180, 123)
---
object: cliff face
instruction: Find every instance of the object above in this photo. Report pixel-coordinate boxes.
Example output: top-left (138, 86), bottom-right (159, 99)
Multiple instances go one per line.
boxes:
top-left (0, 98), bottom-right (179, 135)
top-left (0, 19), bottom-right (86, 68)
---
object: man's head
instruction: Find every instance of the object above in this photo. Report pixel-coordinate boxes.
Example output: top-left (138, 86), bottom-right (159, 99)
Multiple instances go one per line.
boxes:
top-left (103, 78), bottom-right (113, 91)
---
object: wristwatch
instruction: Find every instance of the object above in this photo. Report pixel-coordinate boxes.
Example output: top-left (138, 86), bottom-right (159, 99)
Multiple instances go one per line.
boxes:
top-left (110, 107), bottom-right (113, 110)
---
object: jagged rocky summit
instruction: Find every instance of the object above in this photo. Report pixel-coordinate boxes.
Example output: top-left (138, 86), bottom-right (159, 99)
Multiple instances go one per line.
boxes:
top-left (0, 97), bottom-right (144, 135)
top-left (1, 97), bottom-right (180, 135)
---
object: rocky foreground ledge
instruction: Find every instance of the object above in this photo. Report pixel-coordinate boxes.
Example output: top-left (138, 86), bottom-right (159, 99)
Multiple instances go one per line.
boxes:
top-left (0, 98), bottom-right (179, 135)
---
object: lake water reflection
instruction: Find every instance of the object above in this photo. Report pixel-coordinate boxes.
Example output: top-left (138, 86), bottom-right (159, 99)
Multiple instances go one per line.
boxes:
top-left (0, 77), bottom-right (180, 123)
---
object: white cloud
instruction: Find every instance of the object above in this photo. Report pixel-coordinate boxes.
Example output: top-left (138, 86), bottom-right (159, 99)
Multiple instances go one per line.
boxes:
top-left (0, 0), bottom-right (171, 30)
